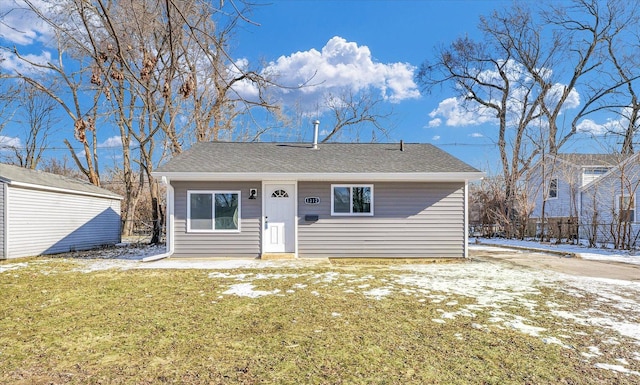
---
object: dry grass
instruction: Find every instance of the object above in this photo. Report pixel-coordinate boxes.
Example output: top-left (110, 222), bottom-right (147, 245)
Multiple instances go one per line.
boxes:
top-left (0, 259), bottom-right (637, 384)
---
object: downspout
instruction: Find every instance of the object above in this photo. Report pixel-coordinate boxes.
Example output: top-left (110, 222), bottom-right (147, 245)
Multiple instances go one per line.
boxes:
top-left (143, 177), bottom-right (174, 262)
top-left (464, 180), bottom-right (469, 258)
top-left (2, 183), bottom-right (7, 260)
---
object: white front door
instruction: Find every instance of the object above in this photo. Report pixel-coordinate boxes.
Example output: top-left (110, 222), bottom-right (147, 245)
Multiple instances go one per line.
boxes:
top-left (263, 183), bottom-right (296, 253)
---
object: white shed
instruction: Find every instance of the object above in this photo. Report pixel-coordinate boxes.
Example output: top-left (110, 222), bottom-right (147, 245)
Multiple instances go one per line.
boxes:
top-left (0, 163), bottom-right (122, 259)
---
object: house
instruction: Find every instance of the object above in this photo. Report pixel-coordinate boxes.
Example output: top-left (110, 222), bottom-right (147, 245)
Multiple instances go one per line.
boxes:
top-left (578, 153), bottom-right (640, 247)
top-left (527, 153), bottom-right (619, 220)
top-left (153, 141), bottom-right (484, 259)
top-left (0, 163), bottom-right (122, 259)
top-left (526, 153), bottom-right (639, 245)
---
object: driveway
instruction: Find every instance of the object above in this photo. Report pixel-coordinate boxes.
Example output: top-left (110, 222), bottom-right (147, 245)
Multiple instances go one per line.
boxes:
top-left (470, 245), bottom-right (640, 281)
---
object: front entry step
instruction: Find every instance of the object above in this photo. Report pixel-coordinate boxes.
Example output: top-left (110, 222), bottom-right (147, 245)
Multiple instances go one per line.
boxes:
top-left (261, 253), bottom-right (296, 260)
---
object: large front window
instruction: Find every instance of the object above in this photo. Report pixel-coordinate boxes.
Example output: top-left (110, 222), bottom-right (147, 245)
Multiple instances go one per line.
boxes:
top-left (188, 191), bottom-right (240, 232)
top-left (331, 185), bottom-right (373, 216)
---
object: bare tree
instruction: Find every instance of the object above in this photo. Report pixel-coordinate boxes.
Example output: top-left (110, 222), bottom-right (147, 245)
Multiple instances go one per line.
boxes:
top-left (320, 89), bottom-right (392, 143)
top-left (8, 81), bottom-right (59, 169)
top-left (419, 0), bottom-right (639, 237)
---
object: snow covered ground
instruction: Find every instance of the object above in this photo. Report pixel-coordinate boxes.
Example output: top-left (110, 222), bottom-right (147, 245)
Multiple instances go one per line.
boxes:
top-left (472, 237), bottom-right (640, 266)
top-left (1, 241), bottom-right (639, 377)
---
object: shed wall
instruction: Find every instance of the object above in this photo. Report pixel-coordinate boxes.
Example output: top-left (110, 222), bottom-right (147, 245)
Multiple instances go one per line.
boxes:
top-left (298, 181), bottom-right (466, 258)
top-left (172, 181), bottom-right (262, 257)
top-left (0, 182), bottom-right (5, 259)
top-left (6, 186), bottom-right (121, 259)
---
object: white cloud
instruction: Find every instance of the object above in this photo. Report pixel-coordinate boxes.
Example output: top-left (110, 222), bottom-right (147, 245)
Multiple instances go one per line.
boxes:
top-left (0, 50), bottom-right (52, 75)
top-left (253, 36), bottom-right (420, 112)
top-left (0, 0), bottom-right (57, 46)
top-left (427, 118), bottom-right (442, 128)
top-left (428, 97), bottom-right (496, 127)
top-left (575, 106), bottom-right (639, 135)
top-left (98, 136), bottom-right (123, 148)
top-left (469, 133), bottom-right (484, 138)
top-left (0, 135), bottom-right (22, 148)
top-left (431, 135), bottom-right (441, 141)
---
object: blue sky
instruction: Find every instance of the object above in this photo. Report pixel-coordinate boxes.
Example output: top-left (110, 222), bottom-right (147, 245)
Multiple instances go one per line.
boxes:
top-left (0, 0), bottom-right (614, 173)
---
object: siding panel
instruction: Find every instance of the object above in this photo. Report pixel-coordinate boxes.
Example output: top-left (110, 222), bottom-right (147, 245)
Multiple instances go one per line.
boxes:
top-left (0, 182), bottom-right (5, 259)
top-left (7, 186), bottom-right (121, 259)
top-left (172, 181), bottom-right (261, 257)
top-left (298, 181), bottom-right (465, 258)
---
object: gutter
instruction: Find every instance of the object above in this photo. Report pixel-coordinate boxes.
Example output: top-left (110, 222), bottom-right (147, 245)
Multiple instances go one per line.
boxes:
top-left (143, 176), bottom-right (175, 262)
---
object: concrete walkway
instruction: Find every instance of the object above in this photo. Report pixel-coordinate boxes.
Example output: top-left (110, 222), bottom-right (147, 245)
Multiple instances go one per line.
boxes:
top-left (469, 247), bottom-right (640, 281)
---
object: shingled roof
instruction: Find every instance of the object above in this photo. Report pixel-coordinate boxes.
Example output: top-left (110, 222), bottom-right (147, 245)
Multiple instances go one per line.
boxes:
top-left (0, 163), bottom-right (122, 199)
top-left (554, 153), bottom-right (623, 167)
top-left (155, 142), bottom-right (482, 177)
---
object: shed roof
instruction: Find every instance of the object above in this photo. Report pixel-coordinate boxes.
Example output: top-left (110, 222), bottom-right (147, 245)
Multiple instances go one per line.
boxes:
top-left (155, 142), bottom-right (482, 178)
top-left (0, 163), bottom-right (122, 199)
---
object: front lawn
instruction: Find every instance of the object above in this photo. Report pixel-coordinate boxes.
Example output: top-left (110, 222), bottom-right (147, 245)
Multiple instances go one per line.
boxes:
top-left (0, 256), bottom-right (638, 384)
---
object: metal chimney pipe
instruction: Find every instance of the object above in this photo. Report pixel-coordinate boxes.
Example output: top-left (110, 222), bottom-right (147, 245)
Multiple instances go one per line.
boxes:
top-left (400, 140), bottom-right (405, 151)
top-left (313, 120), bottom-right (320, 149)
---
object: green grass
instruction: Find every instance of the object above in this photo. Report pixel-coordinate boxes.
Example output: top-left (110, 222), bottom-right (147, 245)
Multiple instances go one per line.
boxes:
top-left (0, 260), bottom-right (637, 384)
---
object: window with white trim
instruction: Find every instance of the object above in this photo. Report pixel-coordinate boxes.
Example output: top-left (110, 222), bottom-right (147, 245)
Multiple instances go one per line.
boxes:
top-left (331, 185), bottom-right (373, 216)
top-left (617, 194), bottom-right (635, 223)
top-left (187, 191), bottom-right (240, 232)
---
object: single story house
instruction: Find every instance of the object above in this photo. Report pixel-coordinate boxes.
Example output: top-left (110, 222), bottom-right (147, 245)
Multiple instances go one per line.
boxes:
top-left (153, 141), bottom-right (483, 259)
top-left (0, 163), bottom-right (122, 259)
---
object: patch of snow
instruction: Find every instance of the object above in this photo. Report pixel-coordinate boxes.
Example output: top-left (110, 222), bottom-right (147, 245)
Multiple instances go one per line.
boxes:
top-left (363, 287), bottom-right (392, 300)
top-left (594, 363), bottom-right (640, 376)
top-left (504, 319), bottom-right (546, 337)
top-left (432, 319), bottom-right (446, 324)
top-left (541, 336), bottom-right (571, 348)
top-left (0, 262), bottom-right (28, 273)
top-left (222, 283), bottom-right (280, 298)
top-left (331, 312), bottom-right (341, 317)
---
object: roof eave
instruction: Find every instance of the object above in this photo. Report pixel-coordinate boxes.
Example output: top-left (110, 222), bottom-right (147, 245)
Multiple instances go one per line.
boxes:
top-left (7, 180), bottom-right (123, 200)
top-left (153, 171), bottom-right (485, 183)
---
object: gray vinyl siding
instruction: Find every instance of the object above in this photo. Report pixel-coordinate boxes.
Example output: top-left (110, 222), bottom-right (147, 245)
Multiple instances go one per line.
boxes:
top-left (0, 182), bottom-right (5, 259)
top-left (298, 181), bottom-right (466, 258)
top-left (172, 181), bottom-right (262, 257)
top-left (6, 186), bottom-right (121, 259)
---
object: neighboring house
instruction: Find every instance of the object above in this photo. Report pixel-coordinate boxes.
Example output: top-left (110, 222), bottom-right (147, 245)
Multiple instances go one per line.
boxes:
top-left (579, 153), bottom-right (640, 246)
top-left (528, 153), bottom-right (619, 220)
top-left (0, 163), bottom-right (122, 259)
top-left (153, 142), bottom-right (483, 259)
top-left (526, 153), bottom-right (640, 245)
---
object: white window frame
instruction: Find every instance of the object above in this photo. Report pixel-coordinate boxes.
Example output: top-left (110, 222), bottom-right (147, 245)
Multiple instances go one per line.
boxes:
top-left (546, 178), bottom-right (558, 200)
top-left (330, 184), bottom-right (374, 216)
top-left (187, 190), bottom-right (241, 233)
top-left (616, 194), bottom-right (636, 223)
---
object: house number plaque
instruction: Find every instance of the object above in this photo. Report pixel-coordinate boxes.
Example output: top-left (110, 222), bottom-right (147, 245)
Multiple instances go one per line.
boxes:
top-left (304, 197), bottom-right (320, 205)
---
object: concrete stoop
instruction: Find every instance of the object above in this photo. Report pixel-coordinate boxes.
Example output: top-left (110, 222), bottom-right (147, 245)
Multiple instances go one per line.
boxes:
top-left (261, 253), bottom-right (296, 260)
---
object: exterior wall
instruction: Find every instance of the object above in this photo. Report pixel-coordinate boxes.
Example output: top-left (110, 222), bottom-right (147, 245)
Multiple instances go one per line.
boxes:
top-left (580, 163), bottom-right (640, 245)
top-left (528, 159), bottom-right (581, 220)
top-left (172, 181), bottom-right (262, 257)
top-left (298, 181), bottom-right (466, 258)
top-left (6, 186), bottom-right (121, 259)
top-left (0, 182), bottom-right (5, 259)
